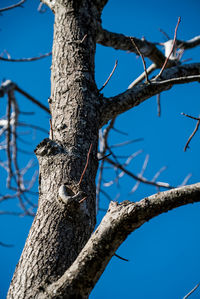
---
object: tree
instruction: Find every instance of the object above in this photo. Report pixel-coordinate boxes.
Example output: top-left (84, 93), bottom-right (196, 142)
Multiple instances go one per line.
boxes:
top-left (1, 0), bottom-right (200, 298)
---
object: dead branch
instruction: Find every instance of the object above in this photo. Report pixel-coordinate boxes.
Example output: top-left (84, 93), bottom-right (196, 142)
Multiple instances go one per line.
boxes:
top-left (155, 17), bottom-right (181, 79)
top-left (130, 37), bottom-right (149, 83)
top-left (0, 52), bottom-right (52, 62)
top-left (184, 119), bottom-right (200, 151)
top-left (183, 283), bottom-right (200, 299)
top-left (100, 63), bottom-right (200, 127)
top-left (130, 154), bottom-right (149, 193)
top-left (15, 85), bottom-right (50, 114)
top-left (99, 60), bottom-right (118, 91)
top-left (39, 183), bottom-right (200, 299)
top-left (128, 63), bottom-right (157, 89)
top-left (0, 0), bottom-right (25, 12)
top-left (156, 93), bottom-right (161, 117)
top-left (105, 157), bottom-right (173, 189)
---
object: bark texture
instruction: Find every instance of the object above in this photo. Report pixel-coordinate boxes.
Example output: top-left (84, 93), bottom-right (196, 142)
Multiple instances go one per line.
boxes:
top-left (6, 1), bottom-right (200, 298)
top-left (7, 1), bottom-right (102, 298)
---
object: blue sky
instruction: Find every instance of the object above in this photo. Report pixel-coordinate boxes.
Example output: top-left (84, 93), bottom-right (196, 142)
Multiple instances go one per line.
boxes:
top-left (0, 1), bottom-right (200, 298)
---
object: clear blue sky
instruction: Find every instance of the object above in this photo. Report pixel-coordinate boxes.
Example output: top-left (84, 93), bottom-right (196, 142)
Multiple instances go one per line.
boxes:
top-left (0, 1), bottom-right (200, 298)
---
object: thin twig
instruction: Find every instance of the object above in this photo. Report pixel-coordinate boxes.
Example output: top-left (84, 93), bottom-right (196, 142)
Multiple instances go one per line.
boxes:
top-left (96, 160), bottom-right (105, 213)
top-left (110, 138), bottom-right (143, 148)
top-left (112, 127), bottom-right (128, 136)
top-left (156, 17), bottom-right (181, 79)
top-left (0, 241), bottom-right (13, 247)
top-left (6, 91), bottom-right (13, 188)
top-left (98, 153), bottom-right (111, 161)
top-left (78, 143), bottom-right (93, 185)
top-left (37, 2), bottom-right (47, 13)
top-left (157, 94), bottom-right (161, 117)
top-left (15, 85), bottom-right (50, 114)
top-left (179, 173), bottom-right (192, 187)
top-left (0, 52), bottom-right (52, 62)
top-left (183, 283), bottom-right (200, 299)
top-left (0, 0), bottom-right (25, 12)
top-left (184, 119), bottom-right (200, 151)
top-left (152, 166), bottom-right (167, 182)
top-left (128, 63), bottom-right (157, 89)
top-left (99, 60), bottom-right (118, 92)
top-left (114, 253), bottom-right (129, 262)
top-left (130, 37), bottom-right (149, 83)
top-left (130, 154), bottom-right (149, 194)
top-left (159, 28), bottom-right (170, 41)
top-left (105, 157), bottom-right (173, 189)
top-left (104, 150), bottom-right (143, 188)
top-left (181, 112), bottom-right (200, 121)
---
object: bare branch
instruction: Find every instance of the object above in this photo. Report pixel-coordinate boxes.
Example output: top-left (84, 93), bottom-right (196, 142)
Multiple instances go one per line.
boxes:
top-left (130, 154), bottom-right (149, 193)
top-left (183, 283), bottom-right (200, 299)
top-left (15, 85), bottom-right (50, 114)
top-left (40, 183), bottom-right (200, 298)
top-left (128, 63), bottom-right (157, 89)
top-left (181, 112), bottom-right (200, 121)
top-left (100, 63), bottom-right (200, 127)
top-left (183, 119), bottom-right (200, 151)
top-left (37, 2), bottom-right (47, 13)
top-left (177, 36), bottom-right (200, 50)
top-left (130, 37), bottom-right (149, 83)
top-left (0, 241), bottom-right (13, 247)
top-left (99, 60), bottom-right (118, 92)
top-left (105, 157), bottom-right (173, 189)
top-left (97, 26), bottom-right (200, 69)
top-left (0, 81), bottom-right (50, 114)
top-left (156, 93), bottom-right (161, 117)
top-left (0, 52), bottom-right (52, 62)
top-left (97, 27), bottom-right (168, 67)
top-left (0, 0), bottom-right (25, 12)
top-left (182, 113), bottom-right (200, 151)
top-left (159, 28), bottom-right (170, 41)
top-left (156, 17), bottom-right (181, 79)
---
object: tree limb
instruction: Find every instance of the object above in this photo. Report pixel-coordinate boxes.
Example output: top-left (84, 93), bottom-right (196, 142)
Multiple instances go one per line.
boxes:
top-left (97, 27), bottom-right (200, 67)
top-left (97, 27), bottom-right (167, 67)
top-left (0, 0), bottom-right (25, 12)
top-left (177, 36), bottom-right (200, 50)
top-left (39, 182), bottom-right (200, 298)
top-left (100, 63), bottom-right (200, 127)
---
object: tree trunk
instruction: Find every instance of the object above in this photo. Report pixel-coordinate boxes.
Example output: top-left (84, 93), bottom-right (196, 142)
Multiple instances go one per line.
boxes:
top-left (7, 1), bottom-right (101, 298)
top-left (6, 1), bottom-right (200, 298)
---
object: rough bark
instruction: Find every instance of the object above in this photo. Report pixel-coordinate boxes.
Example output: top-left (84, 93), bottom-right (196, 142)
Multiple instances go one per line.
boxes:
top-left (7, 1), bottom-right (102, 298)
top-left (100, 63), bottom-right (200, 126)
top-left (6, 1), bottom-right (200, 298)
top-left (38, 183), bottom-right (200, 298)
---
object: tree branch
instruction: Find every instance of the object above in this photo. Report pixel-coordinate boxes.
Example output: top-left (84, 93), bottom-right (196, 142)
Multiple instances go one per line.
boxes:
top-left (0, 0), bottom-right (25, 12)
top-left (97, 27), bottom-right (200, 68)
top-left (100, 63), bottom-right (200, 126)
top-left (0, 52), bottom-right (52, 62)
top-left (39, 183), bottom-right (200, 298)
top-left (97, 27), bottom-right (167, 67)
top-left (177, 36), bottom-right (200, 50)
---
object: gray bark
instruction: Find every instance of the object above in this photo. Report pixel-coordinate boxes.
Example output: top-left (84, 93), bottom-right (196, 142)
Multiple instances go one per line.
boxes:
top-left (7, 1), bottom-right (102, 298)
top-left (6, 1), bottom-right (200, 298)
